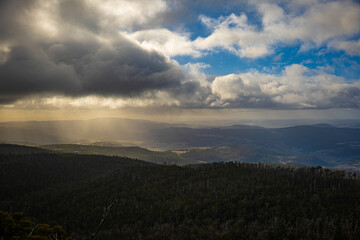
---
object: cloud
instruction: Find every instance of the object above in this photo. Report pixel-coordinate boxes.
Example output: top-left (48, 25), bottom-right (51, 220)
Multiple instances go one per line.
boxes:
top-left (210, 64), bottom-right (360, 109)
top-left (194, 13), bottom-right (272, 58)
top-left (6, 61), bottom-right (360, 110)
top-left (0, 0), bottom-right (201, 103)
top-left (58, 0), bottom-right (169, 31)
top-left (123, 28), bottom-right (201, 57)
top-left (194, 0), bottom-right (360, 58)
top-left (329, 40), bottom-right (360, 56)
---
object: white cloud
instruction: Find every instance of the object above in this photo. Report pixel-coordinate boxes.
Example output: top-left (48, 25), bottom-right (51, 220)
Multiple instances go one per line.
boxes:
top-left (329, 39), bottom-right (360, 56)
top-left (210, 64), bottom-right (360, 108)
top-left (86, 0), bottom-right (168, 30)
top-left (123, 28), bottom-right (201, 57)
top-left (193, 0), bottom-right (360, 58)
top-left (194, 13), bottom-right (270, 58)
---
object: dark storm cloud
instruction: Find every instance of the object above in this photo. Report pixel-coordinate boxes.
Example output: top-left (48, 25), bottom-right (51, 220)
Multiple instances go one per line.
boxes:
top-left (45, 36), bottom-right (188, 97)
top-left (329, 87), bottom-right (360, 109)
top-left (58, 0), bottom-right (102, 33)
top-left (0, 0), bottom-right (195, 103)
top-left (0, 44), bottom-right (81, 103)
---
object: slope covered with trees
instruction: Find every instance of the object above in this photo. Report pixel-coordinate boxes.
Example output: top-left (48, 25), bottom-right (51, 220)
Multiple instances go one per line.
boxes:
top-left (0, 151), bottom-right (150, 202)
top-left (1, 150), bottom-right (359, 240)
top-left (0, 210), bottom-right (70, 240)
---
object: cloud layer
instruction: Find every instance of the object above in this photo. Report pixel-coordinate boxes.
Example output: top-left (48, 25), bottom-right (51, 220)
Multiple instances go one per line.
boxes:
top-left (194, 0), bottom-right (360, 58)
top-left (0, 0), bottom-right (359, 110)
top-left (0, 0), bottom-right (198, 104)
top-left (127, 0), bottom-right (360, 58)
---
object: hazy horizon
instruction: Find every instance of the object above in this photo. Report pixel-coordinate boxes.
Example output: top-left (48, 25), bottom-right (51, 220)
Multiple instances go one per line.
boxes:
top-left (1, 108), bottom-right (360, 126)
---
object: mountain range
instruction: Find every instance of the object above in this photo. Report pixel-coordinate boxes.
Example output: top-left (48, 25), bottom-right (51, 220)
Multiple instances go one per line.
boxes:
top-left (0, 118), bottom-right (359, 171)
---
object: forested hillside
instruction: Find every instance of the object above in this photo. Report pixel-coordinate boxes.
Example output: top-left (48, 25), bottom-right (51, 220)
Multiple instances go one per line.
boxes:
top-left (0, 210), bottom-right (71, 240)
top-left (1, 151), bottom-right (359, 240)
top-left (0, 152), bottom-right (150, 202)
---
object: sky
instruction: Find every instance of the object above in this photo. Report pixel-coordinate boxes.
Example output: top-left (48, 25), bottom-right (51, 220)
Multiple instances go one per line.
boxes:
top-left (0, 0), bottom-right (360, 123)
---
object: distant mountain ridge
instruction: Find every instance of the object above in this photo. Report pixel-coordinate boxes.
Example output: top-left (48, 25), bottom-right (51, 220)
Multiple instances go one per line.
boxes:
top-left (149, 123), bottom-right (360, 150)
top-left (148, 123), bottom-right (360, 171)
top-left (0, 118), bottom-right (359, 171)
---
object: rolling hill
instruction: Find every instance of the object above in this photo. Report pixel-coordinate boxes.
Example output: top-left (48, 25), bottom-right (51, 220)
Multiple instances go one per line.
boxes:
top-left (149, 124), bottom-right (360, 171)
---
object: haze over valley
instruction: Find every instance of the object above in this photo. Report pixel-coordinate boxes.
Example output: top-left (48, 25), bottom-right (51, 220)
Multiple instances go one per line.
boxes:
top-left (1, 118), bottom-right (360, 172)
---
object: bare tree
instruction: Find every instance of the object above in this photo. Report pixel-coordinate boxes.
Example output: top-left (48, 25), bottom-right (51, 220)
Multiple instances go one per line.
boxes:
top-left (25, 224), bottom-right (39, 240)
top-left (89, 194), bottom-right (120, 240)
